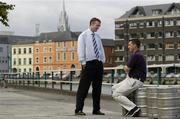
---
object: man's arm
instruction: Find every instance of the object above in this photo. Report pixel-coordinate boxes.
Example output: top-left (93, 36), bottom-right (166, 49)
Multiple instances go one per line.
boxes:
top-left (124, 65), bottom-right (131, 73)
top-left (77, 34), bottom-right (86, 67)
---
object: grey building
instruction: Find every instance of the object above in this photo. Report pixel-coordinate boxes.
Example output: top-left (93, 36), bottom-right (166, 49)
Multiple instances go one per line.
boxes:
top-left (0, 35), bottom-right (37, 73)
top-left (115, 3), bottom-right (180, 73)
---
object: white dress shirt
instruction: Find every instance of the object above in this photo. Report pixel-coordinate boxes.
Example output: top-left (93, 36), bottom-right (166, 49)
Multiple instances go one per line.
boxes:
top-left (77, 29), bottom-right (106, 65)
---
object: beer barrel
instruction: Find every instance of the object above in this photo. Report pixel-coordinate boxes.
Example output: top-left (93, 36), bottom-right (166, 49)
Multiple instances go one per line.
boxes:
top-left (135, 87), bottom-right (147, 117)
top-left (157, 86), bottom-right (180, 119)
top-left (147, 86), bottom-right (158, 119)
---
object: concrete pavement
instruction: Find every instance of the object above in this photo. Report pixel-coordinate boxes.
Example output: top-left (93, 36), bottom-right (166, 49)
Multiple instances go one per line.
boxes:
top-left (0, 88), bottom-right (148, 119)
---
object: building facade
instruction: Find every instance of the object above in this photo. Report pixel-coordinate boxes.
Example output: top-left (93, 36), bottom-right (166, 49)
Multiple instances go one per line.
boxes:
top-left (115, 3), bottom-right (180, 71)
top-left (11, 44), bottom-right (34, 73)
top-left (0, 42), bottom-right (10, 73)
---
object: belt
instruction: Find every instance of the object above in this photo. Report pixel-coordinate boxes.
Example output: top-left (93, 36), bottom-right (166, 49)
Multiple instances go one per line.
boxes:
top-left (86, 59), bottom-right (101, 63)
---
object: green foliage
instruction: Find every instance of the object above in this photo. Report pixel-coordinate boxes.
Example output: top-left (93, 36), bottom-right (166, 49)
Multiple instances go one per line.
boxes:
top-left (0, 1), bottom-right (15, 26)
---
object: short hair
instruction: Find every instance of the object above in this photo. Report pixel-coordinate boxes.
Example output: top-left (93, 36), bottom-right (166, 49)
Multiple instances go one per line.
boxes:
top-left (129, 39), bottom-right (141, 48)
top-left (90, 17), bottom-right (101, 25)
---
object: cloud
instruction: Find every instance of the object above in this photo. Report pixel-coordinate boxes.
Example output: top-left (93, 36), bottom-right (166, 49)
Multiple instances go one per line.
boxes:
top-left (1, 0), bottom-right (180, 38)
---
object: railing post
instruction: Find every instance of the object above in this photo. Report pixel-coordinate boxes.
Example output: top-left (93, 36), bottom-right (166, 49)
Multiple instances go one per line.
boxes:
top-left (157, 67), bottom-right (161, 85)
top-left (70, 71), bottom-right (73, 91)
top-left (60, 71), bottom-right (63, 80)
top-left (51, 72), bottom-right (54, 80)
top-left (111, 69), bottom-right (115, 84)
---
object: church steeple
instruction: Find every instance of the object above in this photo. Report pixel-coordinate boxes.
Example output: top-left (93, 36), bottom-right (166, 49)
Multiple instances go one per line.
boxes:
top-left (58, 0), bottom-right (70, 32)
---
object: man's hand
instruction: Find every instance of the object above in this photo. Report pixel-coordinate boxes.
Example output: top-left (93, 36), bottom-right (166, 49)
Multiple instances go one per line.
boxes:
top-left (124, 65), bottom-right (130, 73)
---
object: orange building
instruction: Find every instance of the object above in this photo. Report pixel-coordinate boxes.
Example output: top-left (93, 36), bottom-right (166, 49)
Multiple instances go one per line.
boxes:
top-left (33, 32), bottom-right (114, 76)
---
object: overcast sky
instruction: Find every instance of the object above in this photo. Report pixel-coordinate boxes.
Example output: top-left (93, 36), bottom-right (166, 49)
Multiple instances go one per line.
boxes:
top-left (1, 0), bottom-right (180, 38)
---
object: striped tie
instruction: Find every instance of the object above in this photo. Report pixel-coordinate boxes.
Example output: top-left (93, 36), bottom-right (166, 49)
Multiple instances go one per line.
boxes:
top-left (92, 33), bottom-right (100, 59)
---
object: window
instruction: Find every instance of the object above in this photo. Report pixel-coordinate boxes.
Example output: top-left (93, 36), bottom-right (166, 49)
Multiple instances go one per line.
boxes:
top-left (63, 42), bottom-right (66, 47)
top-left (152, 9), bottom-right (162, 16)
top-left (147, 55), bottom-right (155, 61)
top-left (115, 45), bottom-right (124, 51)
top-left (58, 42), bottom-right (61, 47)
top-left (44, 57), bottom-right (47, 63)
top-left (176, 20), bottom-right (180, 25)
top-left (139, 33), bottom-right (144, 39)
top-left (49, 56), bottom-right (52, 63)
top-left (115, 23), bottom-right (124, 29)
top-left (177, 30), bottom-right (180, 37)
top-left (148, 43), bottom-right (156, 49)
top-left (115, 56), bottom-right (124, 62)
top-left (129, 22), bottom-right (137, 28)
top-left (29, 68), bottom-right (32, 72)
top-left (49, 48), bottom-right (52, 52)
top-left (71, 52), bottom-right (75, 61)
top-left (18, 58), bottom-right (21, 65)
top-left (158, 32), bottom-right (162, 38)
top-left (146, 21), bottom-right (155, 27)
top-left (36, 57), bottom-right (39, 63)
top-left (36, 48), bottom-right (39, 53)
top-left (147, 32), bottom-right (155, 38)
top-left (0, 47), bottom-right (3, 53)
top-left (158, 55), bottom-right (162, 61)
top-left (130, 33), bottom-right (137, 39)
top-left (165, 43), bottom-right (174, 49)
top-left (13, 49), bottom-right (16, 54)
top-left (57, 52), bottom-right (60, 61)
top-left (23, 48), bottom-right (26, 54)
top-left (157, 21), bottom-right (162, 27)
top-left (29, 48), bottom-right (32, 54)
top-left (18, 48), bottom-right (21, 54)
top-left (177, 43), bottom-right (180, 49)
top-left (165, 31), bottom-right (174, 38)
top-left (29, 58), bottom-right (32, 65)
top-left (166, 55), bottom-right (174, 61)
top-left (177, 54), bottom-right (180, 60)
top-left (23, 58), bottom-right (26, 65)
top-left (24, 68), bottom-right (26, 73)
top-left (71, 41), bottom-right (74, 47)
top-left (13, 58), bottom-right (16, 65)
top-left (158, 43), bottom-right (162, 49)
top-left (165, 20), bottom-right (174, 26)
top-left (139, 22), bottom-right (144, 28)
top-left (63, 52), bottom-right (66, 61)
top-left (44, 48), bottom-right (47, 53)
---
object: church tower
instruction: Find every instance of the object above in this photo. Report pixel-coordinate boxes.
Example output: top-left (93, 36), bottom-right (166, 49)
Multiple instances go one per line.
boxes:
top-left (57, 0), bottom-right (70, 32)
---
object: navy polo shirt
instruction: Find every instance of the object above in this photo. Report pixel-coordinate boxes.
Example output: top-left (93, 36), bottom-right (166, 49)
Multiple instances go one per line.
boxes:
top-left (127, 51), bottom-right (147, 82)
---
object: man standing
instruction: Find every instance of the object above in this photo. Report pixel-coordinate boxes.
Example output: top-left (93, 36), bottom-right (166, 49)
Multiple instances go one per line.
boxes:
top-left (112, 39), bottom-right (146, 117)
top-left (75, 17), bottom-right (105, 116)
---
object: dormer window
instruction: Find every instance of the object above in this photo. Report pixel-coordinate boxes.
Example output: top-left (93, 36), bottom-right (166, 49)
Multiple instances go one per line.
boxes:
top-left (152, 9), bottom-right (162, 16)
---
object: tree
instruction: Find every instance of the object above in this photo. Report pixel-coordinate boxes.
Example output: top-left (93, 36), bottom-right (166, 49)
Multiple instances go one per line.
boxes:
top-left (0, 1), bottom-right (15, 26)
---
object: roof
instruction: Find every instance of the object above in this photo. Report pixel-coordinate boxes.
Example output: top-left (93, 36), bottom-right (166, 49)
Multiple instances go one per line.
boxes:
top-left (38, 31), bottom-right (79, 42)
top-left (119, 3), bottom-right (180, 19)
top-left (0, 35), bottom-right (37, 45)
top-left (101, 39), bottom-right (114, 47)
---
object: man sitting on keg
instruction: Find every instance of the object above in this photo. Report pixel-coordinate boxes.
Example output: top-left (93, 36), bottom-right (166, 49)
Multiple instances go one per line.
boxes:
top-left (112, 39), bottom-right (147, 117)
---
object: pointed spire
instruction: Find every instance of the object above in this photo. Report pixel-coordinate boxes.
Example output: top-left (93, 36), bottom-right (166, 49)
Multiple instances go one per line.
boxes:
top-left (58, 0), bottom-right (70, 32)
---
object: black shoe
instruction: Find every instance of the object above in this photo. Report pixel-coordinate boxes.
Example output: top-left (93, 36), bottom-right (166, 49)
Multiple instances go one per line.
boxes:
top-left (125, 106), bottom-right (140, 117)
top-left (92, 111), bottom-right (105, 115)
top-left (75, 111), bottom-right (86, 116)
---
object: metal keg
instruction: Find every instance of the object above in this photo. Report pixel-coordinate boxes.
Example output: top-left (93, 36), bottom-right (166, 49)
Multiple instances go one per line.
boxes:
top-left (157, 86), bottom-right (180, 119)
top-left (135, 87), bottom-right (147, 117)
top-left (147, 86), bottom-right (158, 119)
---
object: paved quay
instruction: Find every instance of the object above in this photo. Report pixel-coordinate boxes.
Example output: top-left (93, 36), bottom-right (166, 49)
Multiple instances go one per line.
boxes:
top-left (0, 88), bottom-right (148, 119)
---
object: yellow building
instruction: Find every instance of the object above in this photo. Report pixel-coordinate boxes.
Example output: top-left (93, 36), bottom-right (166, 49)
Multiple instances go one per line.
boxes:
top-left (11, 43), bottom-right (33, 73)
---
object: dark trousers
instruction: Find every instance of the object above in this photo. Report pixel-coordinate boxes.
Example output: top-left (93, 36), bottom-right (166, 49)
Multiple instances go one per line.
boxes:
top-left (75, 60), bottom-right (103, 112)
